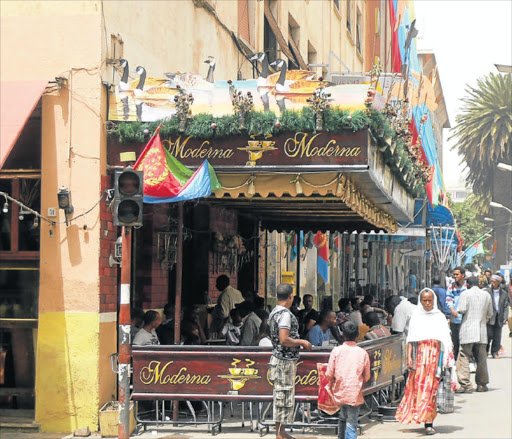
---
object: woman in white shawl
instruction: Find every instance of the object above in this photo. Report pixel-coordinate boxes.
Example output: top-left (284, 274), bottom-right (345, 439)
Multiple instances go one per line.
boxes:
top-left (395, 288), bottom-right (453, 435)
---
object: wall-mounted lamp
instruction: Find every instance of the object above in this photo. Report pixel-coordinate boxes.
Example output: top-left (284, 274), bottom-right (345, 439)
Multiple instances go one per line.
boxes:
top-left (58, 186), bottom-right (74, 226)
top-left (109, 236), bottom-right (123, 267)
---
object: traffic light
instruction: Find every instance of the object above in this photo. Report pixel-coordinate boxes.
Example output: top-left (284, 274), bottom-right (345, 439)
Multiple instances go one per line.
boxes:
top-left (113, 168), bottom-right (144, 227)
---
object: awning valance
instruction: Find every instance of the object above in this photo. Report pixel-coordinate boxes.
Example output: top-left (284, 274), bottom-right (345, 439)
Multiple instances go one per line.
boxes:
top-left (0, 80), bottom-right (47, 169)
top-left (211, 173), bottom-right (398, 233)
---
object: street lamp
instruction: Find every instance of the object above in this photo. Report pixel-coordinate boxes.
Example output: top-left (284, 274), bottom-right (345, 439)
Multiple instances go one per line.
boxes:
top-left (490, 201), bottom-right (512, 214)
top-left (497, 162), bottom-right (512, 172)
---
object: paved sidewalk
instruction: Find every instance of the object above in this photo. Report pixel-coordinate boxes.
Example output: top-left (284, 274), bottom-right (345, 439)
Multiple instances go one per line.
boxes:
top-left (3, 329), bottom-right (511, 439)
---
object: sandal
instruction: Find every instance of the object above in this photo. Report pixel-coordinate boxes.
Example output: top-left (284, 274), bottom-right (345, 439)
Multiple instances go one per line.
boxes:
top-left (426, 426), bottom-right (436, 435)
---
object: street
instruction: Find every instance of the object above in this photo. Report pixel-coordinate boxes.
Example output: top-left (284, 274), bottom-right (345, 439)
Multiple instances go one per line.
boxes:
top-left (3, 329), bottom-right (510, 439)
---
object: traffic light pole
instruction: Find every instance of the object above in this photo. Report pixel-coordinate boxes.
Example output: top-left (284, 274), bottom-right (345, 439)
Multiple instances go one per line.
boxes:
top-left (118, 226), bottom-right (132, 439)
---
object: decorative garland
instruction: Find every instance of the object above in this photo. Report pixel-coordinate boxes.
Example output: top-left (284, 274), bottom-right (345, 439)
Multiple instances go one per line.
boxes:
top-left (108, 107), bottom-right (427, 198)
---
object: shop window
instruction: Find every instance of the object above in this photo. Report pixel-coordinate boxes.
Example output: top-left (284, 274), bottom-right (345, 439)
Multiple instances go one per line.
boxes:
top-left (0, 178), bottom-right (40, 253)
top-left (18, 179), bottom-right (40, 251)
top-left (0, 269), bottom-right (39, 319)
top-left (0, 180), bottom-right (11, 251)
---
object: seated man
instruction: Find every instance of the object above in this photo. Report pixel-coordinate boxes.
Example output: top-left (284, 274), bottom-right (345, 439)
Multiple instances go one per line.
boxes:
top-left (182, 305), bottom-right (207, 345)
top-left (307, 309), bottom-right (337, 346)
top-left (130, 307), bottom-right (145, 341)
top-left (156, 303), bottom-right (175, 345)
top-left (364, 311), bottom-right (391, 340)
top-left (221, 307), bottom-right (243, 345)
top-left (238, 301), bottom-right (262, 346)
top-left (132, 310), bottom-right (162, 346)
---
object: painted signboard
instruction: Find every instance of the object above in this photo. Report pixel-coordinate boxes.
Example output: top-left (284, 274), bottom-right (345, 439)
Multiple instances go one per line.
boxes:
top-left (108, 129), bottom-right (369, 172)
top-left (132, 335), bottom-right (405, 401)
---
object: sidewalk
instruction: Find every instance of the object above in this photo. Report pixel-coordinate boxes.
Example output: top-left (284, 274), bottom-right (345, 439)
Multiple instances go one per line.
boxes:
top-left (3, 328), bottom-right (511, 439)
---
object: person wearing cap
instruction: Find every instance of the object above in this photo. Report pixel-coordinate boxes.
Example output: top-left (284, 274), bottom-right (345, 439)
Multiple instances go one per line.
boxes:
top-left (485, 274), bottom-right (510, 358)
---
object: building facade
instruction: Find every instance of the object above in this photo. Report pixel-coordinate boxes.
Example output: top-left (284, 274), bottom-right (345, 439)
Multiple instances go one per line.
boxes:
top-left (1, 0), bottom-right (400, 432)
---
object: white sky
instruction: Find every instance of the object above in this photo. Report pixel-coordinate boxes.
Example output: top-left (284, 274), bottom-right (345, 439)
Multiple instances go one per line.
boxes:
top-left (414, 0), bottom-right (512, 187)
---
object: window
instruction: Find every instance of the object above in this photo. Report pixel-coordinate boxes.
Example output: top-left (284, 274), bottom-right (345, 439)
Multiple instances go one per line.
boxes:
top-left (238, 0), bottom-right (250, 43)
top-left (288, 13), bottom-right (301, 70)
top-left (356, 8), bottom-right (362, 54)
top-left (264, 16), bottom-right (277, 64)
top-left (308, 41), bottom-right (318, 71)
top-left (346, 0), bottom-right (352, 33)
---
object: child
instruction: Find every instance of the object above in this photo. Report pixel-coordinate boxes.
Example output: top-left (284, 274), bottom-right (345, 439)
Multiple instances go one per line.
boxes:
top-left (221, 308), bottom-right (243, 345)
top-left (326, 321), bottom-right (371, 439)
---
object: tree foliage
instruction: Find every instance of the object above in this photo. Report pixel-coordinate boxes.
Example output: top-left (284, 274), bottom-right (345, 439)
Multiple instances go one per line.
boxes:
top-left (450, 195), bottom-right (489, 265)
top-left (450, 73), bottom-right (512, 205)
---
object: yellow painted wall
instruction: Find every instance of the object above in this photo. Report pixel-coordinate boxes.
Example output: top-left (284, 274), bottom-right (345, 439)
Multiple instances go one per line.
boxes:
top-left (1, 1), bottom-right (115, 432)
top-left (36, 312), bottom-right (100, 432)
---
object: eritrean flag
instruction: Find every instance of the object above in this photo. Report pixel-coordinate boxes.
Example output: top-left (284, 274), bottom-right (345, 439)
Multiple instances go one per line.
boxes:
top-left (134, 127), bottom-right (221, 203)
top-left (314, 231), bottom-right (329, 283)
top-left (464, 241), bottom-right (485, 265)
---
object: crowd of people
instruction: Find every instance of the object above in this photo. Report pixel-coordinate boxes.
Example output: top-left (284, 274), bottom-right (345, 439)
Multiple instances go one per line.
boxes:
top-left (129, 270), bottom-right (511, 439)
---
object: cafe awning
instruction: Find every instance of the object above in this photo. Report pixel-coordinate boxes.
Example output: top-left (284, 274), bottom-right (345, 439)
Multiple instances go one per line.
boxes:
top-left (209, 172), bottom-right (400, 233)
top-left (0, 80), bottom-right (47, 169)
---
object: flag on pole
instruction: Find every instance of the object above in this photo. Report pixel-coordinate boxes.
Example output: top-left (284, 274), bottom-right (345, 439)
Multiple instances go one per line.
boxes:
top-left (464, 241), bottom-right (485, 264)
top-left (134, 128), bottom-right (221, 203)
top-left (314, 231), bottom-right (329, 283)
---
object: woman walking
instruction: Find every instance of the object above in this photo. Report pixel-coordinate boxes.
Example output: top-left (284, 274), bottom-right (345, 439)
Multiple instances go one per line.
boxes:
top-left (395, 288), bottom-right (453, 435)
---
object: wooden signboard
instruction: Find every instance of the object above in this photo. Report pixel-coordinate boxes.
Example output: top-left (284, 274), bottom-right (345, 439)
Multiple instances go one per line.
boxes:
top-left (108, 129), bottom-right (369, 172)
top-left (132, 335), bottom-right (405, 401)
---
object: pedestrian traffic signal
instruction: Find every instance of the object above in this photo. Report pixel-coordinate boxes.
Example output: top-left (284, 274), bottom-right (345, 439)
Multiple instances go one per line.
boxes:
top-left (113, 168), bottom-right (144, 227)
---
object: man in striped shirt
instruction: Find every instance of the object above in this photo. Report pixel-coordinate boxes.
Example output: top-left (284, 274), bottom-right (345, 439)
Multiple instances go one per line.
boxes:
top-left (446, 266), bottom-right (468, 360)
top-left (456, 276), bottom-right (493, 393)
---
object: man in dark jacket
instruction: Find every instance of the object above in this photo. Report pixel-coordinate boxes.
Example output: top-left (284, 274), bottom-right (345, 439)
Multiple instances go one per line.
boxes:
top-left (486, 275), bottom-right (510, 358)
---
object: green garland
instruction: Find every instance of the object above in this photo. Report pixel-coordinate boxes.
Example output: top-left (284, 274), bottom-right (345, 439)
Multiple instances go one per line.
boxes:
top-left (108, 107), bottom-right (425, 198)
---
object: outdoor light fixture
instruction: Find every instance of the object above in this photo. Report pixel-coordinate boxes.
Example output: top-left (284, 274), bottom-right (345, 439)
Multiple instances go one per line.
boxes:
top-left (490, 201), bottom-right (512, 214)
top-left (293, 174), bottom-right (304, 195)
top-left (247, 175), bottom-right (256, 196)
top-left (58, 186), bottom-right (74, 226)
top-left (109, 236), bottom-right (123, 267)
top-left (497, 162), bottom-right (512, 172)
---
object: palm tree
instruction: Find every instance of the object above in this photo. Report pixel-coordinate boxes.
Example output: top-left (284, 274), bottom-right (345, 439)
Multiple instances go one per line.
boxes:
top-left (450, 72), bottom-right (512, 205)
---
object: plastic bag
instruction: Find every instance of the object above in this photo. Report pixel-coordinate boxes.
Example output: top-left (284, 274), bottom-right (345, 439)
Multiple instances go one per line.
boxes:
top-left (317, 363), bottom-right (339, 415)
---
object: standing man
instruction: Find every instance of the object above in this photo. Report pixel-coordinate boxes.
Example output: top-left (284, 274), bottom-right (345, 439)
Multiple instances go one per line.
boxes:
top-left (485, 275), bottom-right (510, 358)
top-left (299, 294), bottom-right (319, 339)
top-left (211, 275), bottom-right (244, 334)
top-left (432, 277), bottom-right (450, 318)
top-left (456, 276), bottom-right (493, 393)
top-left (268, 283), bottom-right (312, 439)
top-left (446, 266), bottom-right (468, 360)
top-left (483, 269), bottom-right (493, 282)
top-left (238, 301), bottom-right (262, 346)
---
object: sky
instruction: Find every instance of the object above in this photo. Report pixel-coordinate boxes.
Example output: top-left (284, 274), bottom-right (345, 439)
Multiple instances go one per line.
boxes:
top-left (413, 0), bottom-right (512, 188)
